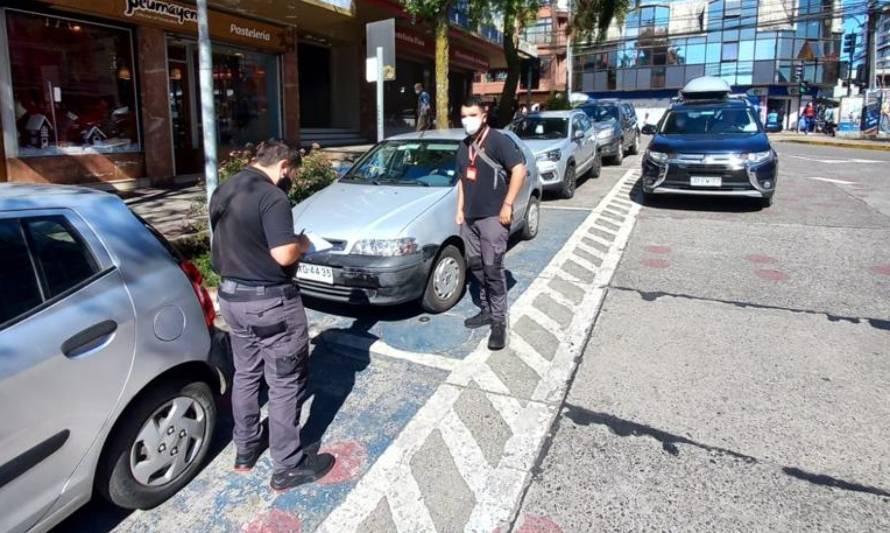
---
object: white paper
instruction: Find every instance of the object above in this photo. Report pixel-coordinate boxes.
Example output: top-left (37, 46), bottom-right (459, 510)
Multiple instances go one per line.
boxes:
top-left (304, 232), bottom-right (333, 254)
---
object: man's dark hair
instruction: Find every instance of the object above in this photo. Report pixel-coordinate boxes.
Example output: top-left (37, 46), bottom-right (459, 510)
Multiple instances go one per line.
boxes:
top-left (253, 138), bottom-right (301, 167)
top-left (462, 95), bottom-right (486, 110)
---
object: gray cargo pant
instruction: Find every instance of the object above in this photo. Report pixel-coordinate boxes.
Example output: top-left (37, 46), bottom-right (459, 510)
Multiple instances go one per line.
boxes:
top-left (219, 283), bottom-right (309, 474)
top-left (461, 216), bottom-right (510, 322)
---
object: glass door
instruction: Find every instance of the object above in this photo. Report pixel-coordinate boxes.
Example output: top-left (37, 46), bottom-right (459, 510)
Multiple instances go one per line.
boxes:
top-left (168, 42), bottom-right (202, 175)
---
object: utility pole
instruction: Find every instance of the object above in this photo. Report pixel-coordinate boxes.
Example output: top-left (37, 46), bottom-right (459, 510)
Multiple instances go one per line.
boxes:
top-left (866, 0), bottom-right (878, 91)
top-left (196, 0), bottom-right (218, 233)
top-left (566, 0), bottom-right (573, 98)
top-left (843, 33), bottom-right (857, 97)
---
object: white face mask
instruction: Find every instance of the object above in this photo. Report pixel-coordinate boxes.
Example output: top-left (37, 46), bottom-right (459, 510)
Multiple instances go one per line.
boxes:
top-left (462, 116), bottom-right (483, 136)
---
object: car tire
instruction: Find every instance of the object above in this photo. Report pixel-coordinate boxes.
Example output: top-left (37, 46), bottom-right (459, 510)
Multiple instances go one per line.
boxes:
top-left (421, 244), bottom-right (466, 314)
top-left (627, 131), bottom-right (640, 155)
top-left (521, 195), bottom-right (541, 241)
top-left (590, 153), bottom-right (602, 178)
top-left (97, 380), bottom-right (216, 510)
top-left (560, 164), bottom-right (577, 199)
top-left (609, 140), bottom-right (624, 165)
top-left (760, 195), bottom-right (774, 208)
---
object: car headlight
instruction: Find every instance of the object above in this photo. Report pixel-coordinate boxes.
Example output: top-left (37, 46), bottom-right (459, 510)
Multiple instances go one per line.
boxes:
top-left (351, 238), bottom-right (418, 256)
top-left (536, 149), bottom-right (561, 162)
top-left (646, 150), bottom-right (669, 164)
top-left (596, 129), bottom-right (613, 140)
top-left (746, 150), bottom-right (773, 164)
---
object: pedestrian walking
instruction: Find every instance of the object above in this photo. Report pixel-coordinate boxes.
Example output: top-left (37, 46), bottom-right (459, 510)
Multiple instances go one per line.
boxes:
top-left (415, 82), bottom-right (432, 131)
top-left (455, 96), bottom-right (527, 350)
top-left (211, 139), bottom-right (334, 491)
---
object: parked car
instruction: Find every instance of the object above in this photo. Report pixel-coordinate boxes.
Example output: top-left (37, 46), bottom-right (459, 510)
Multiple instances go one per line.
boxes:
top-left (291, 129), bottom-right (543, 313)
top-left (640, 76), bottom-right (778, 208)
top-left (0, 185), bottom-right (228, 533)
top-left (578, 99), bottom-right (641, 165)
top-left (509, 110), bottom-right (601, 199)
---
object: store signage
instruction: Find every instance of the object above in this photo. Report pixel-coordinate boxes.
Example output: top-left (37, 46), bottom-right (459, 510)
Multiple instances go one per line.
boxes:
top-left (46, 0), bottom-right (288, 51)
top-left (124, 0), bottom-right (196, 25)
top-left (395, 27), bottom-right (490, 71)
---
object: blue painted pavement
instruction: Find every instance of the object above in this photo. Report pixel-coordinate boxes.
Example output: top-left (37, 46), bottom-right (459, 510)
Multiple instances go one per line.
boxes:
top-left (305, 207), bottom-right (589, 358)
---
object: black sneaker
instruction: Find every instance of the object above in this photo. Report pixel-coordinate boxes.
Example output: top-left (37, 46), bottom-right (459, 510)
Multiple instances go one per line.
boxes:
top-left (488, 321), bottom-right (507, 351)
top-left (270, 453), bottom-right (336, 492)
top-left (234, 447), bottom-right (264, 473)
top-left (464, 311), bottom-right (493, 329)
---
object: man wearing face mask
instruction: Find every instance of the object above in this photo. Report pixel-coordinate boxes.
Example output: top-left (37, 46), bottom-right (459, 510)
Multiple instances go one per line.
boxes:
top-left (415, 82), bottom-right (432, 131)
top-left (456, 96), bottom-right (527, 350)
top-left (211, 138), bottom-right (335, 491)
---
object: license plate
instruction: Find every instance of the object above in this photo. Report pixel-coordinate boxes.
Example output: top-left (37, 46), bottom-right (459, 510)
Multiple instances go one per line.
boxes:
top-left (297, 263), bottom-right (334, 285)
top-left (690, 176), bottom-right (722, 187)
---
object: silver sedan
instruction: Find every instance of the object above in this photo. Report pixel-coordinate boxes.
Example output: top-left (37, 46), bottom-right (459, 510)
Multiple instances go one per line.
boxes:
top-left (292, 129), bottom-right (543, 313)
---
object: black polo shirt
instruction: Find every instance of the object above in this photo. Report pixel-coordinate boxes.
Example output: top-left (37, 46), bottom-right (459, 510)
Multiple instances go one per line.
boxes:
top-left (210, 167), bottom-right (297, 285)
top-left (456, 127), bottom-right (524, 219)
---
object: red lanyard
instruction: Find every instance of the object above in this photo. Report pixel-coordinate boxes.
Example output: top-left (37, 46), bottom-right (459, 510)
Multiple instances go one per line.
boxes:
top-left (468, 126), bottom-right (490, 167)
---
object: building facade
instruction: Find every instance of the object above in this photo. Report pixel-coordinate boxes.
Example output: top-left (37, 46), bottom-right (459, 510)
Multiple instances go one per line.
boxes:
top-left (877, 12), bottom-right (890, 87)
top-left (0, 0), bottom-right (503, 187)
top-left (573, 0), bottom-right (844, 129)
top-left (473, 0), bottom-right (570, 108)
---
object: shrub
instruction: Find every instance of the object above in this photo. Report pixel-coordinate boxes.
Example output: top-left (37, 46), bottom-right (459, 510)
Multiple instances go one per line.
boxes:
top-left (545, 91), bottom-right (572, 111)
top-left (288, 149), bottom-right (338, 205)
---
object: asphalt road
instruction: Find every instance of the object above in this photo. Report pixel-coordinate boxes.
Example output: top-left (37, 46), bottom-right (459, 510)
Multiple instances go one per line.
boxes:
top-left (514, 140), bottom-right (890, 532)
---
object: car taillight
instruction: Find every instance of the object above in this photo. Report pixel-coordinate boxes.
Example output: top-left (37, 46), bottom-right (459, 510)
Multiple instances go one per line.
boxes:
top-left (180, 260), bottom-right (216, 327)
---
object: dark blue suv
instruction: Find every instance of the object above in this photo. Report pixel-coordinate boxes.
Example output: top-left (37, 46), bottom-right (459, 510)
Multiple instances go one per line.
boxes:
top-left (641, 77), bottom-right (778, 208)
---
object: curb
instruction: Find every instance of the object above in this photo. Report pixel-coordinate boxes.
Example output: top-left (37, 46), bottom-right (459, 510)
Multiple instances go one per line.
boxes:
top-left (774, 138), bottom-right (890, 152)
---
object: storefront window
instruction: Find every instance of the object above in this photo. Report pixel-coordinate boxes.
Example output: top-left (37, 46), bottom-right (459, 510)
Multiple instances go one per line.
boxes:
top-left (6, 10), bottom-right (139, 156)
top-left (212, 46), bottom-right (280, 150)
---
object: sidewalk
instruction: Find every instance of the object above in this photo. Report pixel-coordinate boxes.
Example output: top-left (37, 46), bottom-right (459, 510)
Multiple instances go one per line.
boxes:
top-left (769, 131), bottom-right (890, 151)
top-left (123, 183), bottom-right (206, 241)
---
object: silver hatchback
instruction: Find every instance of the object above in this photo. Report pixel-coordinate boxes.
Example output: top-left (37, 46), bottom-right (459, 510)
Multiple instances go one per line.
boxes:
top-left (292, 129), bottom-right (543, 313)
top-left (0, 185), bottom-right (228, 533)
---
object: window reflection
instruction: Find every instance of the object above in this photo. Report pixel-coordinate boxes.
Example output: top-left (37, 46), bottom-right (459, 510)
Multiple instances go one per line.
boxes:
top-left (7, 10), bottom-right (139, 156)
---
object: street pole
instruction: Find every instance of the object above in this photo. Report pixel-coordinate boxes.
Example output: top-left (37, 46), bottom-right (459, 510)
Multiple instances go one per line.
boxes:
top-left (197, 0), bottom-right (218, 233)
top-left (866, 0), bottom-right (878, 91)
top-left (566, 0), bottom-right (573, 98)
top-left (376, 46), bottom-right (385, 142)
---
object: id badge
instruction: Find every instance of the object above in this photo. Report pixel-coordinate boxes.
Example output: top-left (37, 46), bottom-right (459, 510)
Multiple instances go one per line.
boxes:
top-left (466, 166), bottom-right (477, 181)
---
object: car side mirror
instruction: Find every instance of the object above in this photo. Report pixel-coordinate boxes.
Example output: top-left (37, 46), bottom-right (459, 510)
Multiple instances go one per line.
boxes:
top-left (573, 130), bottom-right (585, 141)
top-left (641, 124), bottom-right (656, 135)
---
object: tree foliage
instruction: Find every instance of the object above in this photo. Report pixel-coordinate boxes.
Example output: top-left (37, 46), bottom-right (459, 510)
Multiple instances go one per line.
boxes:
top-left (571, 0), bottom-right (629, 42)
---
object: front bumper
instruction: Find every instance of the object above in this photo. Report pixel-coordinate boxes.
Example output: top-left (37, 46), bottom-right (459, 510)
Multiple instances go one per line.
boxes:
top-left (641, 155), bottom-right (777, 198)
top-left (598, 137), bottom-right (620, 155)
top-left (296, 252), bottom-right (432, 306)
top-left (536, 159), bottom-right (565, 190)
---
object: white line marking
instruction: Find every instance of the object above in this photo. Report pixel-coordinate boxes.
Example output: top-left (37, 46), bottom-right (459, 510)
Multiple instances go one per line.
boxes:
top-left (320, 331), bottom-right (459, 371)
top-left (319, 169), bottom-right (642, 533)
top-left (540, 205), bottom-right (593, 211)
top-left (801, 176), bottom-right (857, 185)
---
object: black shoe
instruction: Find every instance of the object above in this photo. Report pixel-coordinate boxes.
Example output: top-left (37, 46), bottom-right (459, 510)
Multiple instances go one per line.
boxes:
top-left (270, 453), bottom-right (336, 492)
top-left (464, 311), bottom-right (493, 329)
top-left (488, 321), bottom-right (507, 351)
top-left (234, 447), bottom-right (264, 472)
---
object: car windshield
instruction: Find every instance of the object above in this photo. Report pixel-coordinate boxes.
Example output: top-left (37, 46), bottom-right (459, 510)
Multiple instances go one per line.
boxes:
top-left (341, 140), bottom-right (460, 187)
top-left (660, 107), bottom-right (760, 134)
top-left (581, 105), bottom-right (620, 122)
top-left (511, 117), bottom-right (568, 140)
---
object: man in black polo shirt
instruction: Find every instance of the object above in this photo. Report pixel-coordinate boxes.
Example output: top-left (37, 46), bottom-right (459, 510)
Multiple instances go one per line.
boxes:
top-left (456, 96), bottom-right (527, 350)
top-left (211, 139), bottom-right (333, 491)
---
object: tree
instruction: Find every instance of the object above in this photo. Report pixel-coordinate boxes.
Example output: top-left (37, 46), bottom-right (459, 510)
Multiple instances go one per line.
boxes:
top-left (401, 1), bottom-right (455, 129)
top-left (484, 0), bottom-right (629, 126)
